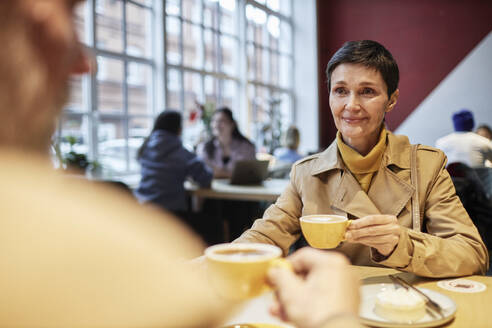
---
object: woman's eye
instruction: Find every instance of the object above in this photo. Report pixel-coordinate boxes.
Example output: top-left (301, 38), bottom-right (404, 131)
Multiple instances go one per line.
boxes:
top-left (333, 87), bottom-right (347, 95)
top-left (361, 88), bottom-right (375, 95)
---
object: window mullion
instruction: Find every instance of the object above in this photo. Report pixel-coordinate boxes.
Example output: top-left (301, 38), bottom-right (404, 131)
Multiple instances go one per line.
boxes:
top-left (89, 0), bottom-right (98, 161)
top-left (122, 1), bottom-right (130, 172)
top-left (178, 1), bottom-right (185, 113)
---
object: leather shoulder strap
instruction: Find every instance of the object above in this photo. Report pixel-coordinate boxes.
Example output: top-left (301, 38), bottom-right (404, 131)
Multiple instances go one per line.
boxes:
top-left (410, 144), bottom-right (421, 231)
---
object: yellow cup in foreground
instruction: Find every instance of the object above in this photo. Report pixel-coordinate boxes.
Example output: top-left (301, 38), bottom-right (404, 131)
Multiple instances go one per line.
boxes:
top-left (300, 214), bottom-right (351, 249)
top-left (205, 243), bottom-right (289, 300)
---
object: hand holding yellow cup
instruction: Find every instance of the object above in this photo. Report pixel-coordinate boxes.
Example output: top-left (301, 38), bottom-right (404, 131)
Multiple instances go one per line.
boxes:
top-left (300, 215), bottom-right (352, 249)
top-left (205, 243), bottom-right (291, 300)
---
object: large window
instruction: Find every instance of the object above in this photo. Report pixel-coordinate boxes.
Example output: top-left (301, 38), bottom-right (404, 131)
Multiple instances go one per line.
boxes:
top-left (166, 0), bottom-right (293, 151)
top-left (165, 0), bottom-right (241, 148)
top-left (244, 0), bottom-right (293, 152)
top-left (60, 0), bottom-right (294, 177)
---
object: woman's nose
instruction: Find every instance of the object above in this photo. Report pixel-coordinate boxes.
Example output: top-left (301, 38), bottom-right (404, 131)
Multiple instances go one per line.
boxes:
top-left (344, 93), bottom-right (361, 111)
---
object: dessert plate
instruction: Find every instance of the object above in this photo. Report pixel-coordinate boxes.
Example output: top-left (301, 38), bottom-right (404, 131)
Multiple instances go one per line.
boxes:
top-left (360, 283), bottom-right (457, 328)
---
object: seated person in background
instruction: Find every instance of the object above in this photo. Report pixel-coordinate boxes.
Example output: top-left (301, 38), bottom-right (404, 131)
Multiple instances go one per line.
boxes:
top-left (0, 1), bottom-right (361, 327)
top-left (135, 110), bottom-right (213, 218)
top-left (196, 107), bottom-right (258, 242)
top-left (475, 124), bottom-right (492, 168)
top-left (234, 40), bottom-right (488, 278)
top-left (274, 125), bottom-right (304, 164)
top-left (197, 107), bottom-right (256, 178)
top-left (435, 109), bottom-right (492, 168)
top-left (476, 124), bottom-right (492, 140)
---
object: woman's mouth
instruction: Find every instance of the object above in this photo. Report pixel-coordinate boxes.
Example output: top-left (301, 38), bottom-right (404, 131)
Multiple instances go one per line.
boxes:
top-left (342, 117), bottom-right (366, 124)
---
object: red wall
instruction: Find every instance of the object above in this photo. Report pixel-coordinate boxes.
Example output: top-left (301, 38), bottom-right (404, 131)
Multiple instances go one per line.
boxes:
top-left (317, 0), bottom-right (492, 148)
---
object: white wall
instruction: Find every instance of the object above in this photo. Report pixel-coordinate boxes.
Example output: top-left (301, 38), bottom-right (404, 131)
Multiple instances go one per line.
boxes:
top-left (396, 31), bottom-right (492, 147)
top-left (293, 0), bottom-right (319, 154)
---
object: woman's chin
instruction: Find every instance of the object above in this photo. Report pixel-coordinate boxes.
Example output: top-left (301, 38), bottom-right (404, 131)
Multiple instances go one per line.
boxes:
top-left (339, 126), bottom-right (366, 138)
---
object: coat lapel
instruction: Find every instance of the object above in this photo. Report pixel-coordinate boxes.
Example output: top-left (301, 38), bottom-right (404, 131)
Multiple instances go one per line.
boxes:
top-left (329, 132), bottom-right (415, 219)
top-left (368, 166), bottom-right (414, 217)
top-left (331, 171), bottom-right (382, 218)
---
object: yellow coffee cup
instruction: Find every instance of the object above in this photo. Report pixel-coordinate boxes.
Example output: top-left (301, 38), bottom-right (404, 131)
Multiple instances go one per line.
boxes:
top-left (205, 243), bottom-right (290, 300)
top-left (300, 214), bottom-right (351, 249)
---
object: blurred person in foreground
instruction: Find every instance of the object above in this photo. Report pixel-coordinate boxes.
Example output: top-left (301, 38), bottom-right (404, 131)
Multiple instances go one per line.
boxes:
top-left (268, 248), bottom-right (361, 328)
top-left (0, 1), bottom-right (362, 327)
top-left (197, 107), bottom-right (256, 178)
top-left (436, 109), bottom-right (492, 168)
top-left (0, 0), bottom-right (225, 326)
top-left (135, 110), bottom-right (213, 219)
top-left (235, 40), bottom-right (488, 278)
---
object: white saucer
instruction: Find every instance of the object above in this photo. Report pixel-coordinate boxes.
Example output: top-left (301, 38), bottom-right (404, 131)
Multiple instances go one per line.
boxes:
top-left (360, 283), bottom-right (457, 328)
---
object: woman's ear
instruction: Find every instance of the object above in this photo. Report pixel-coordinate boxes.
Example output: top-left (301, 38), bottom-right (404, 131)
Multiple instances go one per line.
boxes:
top-left (386, 89), bottom-right (399, 113)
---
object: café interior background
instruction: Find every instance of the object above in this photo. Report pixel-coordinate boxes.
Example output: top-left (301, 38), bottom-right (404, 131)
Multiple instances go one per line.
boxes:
top-left (57, 0), bottom-right (492, 180)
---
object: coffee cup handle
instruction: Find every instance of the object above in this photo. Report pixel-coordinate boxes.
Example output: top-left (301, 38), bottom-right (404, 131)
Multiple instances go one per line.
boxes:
top-left (342, 220), bottom-right (352, 242)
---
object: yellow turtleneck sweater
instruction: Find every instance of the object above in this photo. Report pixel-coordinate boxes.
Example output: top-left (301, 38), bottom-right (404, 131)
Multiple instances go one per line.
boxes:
top-left (337, 127), bottom-right (387, 192)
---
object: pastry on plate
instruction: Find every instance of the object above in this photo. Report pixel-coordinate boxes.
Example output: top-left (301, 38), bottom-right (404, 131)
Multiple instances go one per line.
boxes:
top-left (374, 286), bottom-right (426, 322)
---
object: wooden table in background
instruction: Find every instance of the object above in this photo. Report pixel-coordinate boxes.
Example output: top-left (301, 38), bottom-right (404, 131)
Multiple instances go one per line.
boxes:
top-left (186, 179), bottom-right (289, 242)
top-left (186, 178), bottom-right (289, 202)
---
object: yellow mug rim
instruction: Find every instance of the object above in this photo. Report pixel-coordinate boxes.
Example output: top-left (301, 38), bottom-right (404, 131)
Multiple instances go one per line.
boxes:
top-left (300, 214), bottom-right (348, 224)
top-left (205, 243), bottom-right (282, 263)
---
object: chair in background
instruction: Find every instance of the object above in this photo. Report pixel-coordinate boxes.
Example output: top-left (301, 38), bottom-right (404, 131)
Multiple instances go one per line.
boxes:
top-left (447, 162), bottom-right (492, 254)
top-left (474, 167), bottom-right (492, 200)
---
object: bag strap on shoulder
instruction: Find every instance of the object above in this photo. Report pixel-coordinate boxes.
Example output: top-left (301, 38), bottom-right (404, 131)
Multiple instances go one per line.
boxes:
top-left (410, 144), bottom-right (420, 231)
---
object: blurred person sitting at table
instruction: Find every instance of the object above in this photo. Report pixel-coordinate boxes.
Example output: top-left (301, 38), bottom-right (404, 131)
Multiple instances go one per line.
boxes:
top-left (197, 106), bottom-right (256, 178)
top-left (196, 106), bottom-right (259, 243)
top-left (134, 110), bottom-right (213, 221)
top-left (270, 125), bottom-right (303, 179)
top-left (436, 109), bottom-right (492, 168)
top-left (0, 1), bottom-right (365, 327)
top-left (476, 124), bottom-right (492, 141)
top-left (274, 125), bottom-right (304, 164)
top-left (234, 40), bottom-right (488, 278)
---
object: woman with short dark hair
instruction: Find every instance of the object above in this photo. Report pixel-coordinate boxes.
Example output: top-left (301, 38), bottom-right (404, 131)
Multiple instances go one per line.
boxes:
top-left (235, 40), bottom-right (488, 278)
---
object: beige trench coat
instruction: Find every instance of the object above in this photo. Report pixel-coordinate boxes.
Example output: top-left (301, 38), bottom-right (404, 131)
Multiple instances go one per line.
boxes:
top-left (235, 132), bottom-right (488, 277)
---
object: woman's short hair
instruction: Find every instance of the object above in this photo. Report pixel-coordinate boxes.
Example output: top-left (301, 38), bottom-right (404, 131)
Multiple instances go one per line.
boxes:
top-left (325, 40), bottom-right (399, 98)
top-left (153, 110), bottom-right (182, 135)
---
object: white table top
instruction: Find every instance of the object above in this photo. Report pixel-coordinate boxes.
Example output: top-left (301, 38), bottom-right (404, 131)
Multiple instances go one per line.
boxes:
top-left (220, 292), bottom-right (294, 327)
top-left (186, 179), bottom-right (290, 202)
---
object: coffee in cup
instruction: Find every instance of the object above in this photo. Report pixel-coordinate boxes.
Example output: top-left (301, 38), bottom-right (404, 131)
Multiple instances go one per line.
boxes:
top-left (300, 214), bottom-right (351, 249)
top-left (204, 243), bottom-right (289, 300)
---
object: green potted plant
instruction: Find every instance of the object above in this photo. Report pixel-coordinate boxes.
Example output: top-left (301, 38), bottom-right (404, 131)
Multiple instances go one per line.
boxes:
top-left (54, 136), bottom-right (100, 175)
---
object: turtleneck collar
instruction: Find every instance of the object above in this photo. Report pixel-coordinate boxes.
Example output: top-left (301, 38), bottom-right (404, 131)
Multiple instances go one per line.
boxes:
top-left (337, 126), bottom-right (388, 175)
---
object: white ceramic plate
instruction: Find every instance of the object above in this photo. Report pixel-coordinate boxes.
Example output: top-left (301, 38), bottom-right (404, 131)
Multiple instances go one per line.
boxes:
top-left (222, 292), bottom-right (294, 328)
top-left (360, 283), bottom-right (457, 328)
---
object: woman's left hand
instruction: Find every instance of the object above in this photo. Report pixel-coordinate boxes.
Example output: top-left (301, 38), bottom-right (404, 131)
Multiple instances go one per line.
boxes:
top-left (345, 215), bottom-right (401, 256)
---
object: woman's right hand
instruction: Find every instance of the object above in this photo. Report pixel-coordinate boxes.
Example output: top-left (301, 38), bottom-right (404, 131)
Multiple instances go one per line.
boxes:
top-left (267, 248), bottom-right (360, 328)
